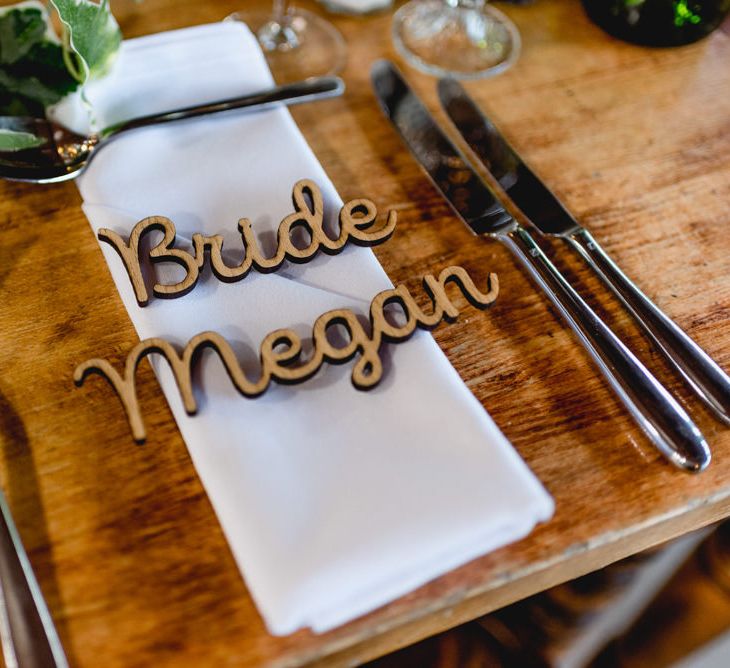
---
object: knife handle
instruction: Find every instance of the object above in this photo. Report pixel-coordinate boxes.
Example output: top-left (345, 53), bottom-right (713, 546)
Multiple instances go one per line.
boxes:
top-left (567, 228), bottom-right (730, 424)
top-left (0, 488), bottom-right (68, 668)
top-left (500, 224), bottom-right (710, 472)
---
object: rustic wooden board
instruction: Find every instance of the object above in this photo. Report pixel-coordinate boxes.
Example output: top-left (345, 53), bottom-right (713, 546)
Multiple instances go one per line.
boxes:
top-left (1, 1), bottom-right (729, 666)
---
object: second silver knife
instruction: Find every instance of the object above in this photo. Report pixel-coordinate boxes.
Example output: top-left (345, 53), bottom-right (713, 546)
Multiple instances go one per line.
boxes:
top-left (438, 77), bottom-right (730, 425)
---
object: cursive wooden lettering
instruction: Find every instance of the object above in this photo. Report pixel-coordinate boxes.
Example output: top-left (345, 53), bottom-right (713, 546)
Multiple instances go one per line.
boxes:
top-left (98, 180), bottom-right (397, 307)
top-left (74, 266), bottom-right (499, 443)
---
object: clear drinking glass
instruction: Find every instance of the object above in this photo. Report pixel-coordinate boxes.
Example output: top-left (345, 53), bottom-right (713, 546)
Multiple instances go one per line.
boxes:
top-left (227, 1), bottom-right (347, 84)
top-left (392, 0), bottom-right (521, 79)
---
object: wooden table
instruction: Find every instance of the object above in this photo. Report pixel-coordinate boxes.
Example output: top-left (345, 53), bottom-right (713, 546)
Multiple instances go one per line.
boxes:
top-left (1, 0), bottom-right (730, 665)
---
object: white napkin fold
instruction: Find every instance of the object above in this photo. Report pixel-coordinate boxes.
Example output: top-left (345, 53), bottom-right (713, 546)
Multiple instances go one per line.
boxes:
top-left (66, 22), bottom-right (553, 635)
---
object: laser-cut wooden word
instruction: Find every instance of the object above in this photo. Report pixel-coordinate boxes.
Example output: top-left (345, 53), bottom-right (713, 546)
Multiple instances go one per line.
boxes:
top-left (99, 179), bottom-right (397, 307)
top-left (74, 266), bottom-right (498, 443)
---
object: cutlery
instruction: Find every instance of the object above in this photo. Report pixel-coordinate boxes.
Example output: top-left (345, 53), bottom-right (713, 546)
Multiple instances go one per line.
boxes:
top-left (438, 77), bottom-right (730, 425)
top-left (0, 488), bottom-right (68, 667)
top-left (0, 76), bottom-right (345, 184)
top-left (371, 59), bottom-right (710, 472)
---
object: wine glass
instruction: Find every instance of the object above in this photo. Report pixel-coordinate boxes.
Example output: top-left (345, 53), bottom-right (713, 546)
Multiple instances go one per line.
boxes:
top-left (392, 0), bottom-right (521, 79)
top-left (227, 1), bottom-right (347, 84)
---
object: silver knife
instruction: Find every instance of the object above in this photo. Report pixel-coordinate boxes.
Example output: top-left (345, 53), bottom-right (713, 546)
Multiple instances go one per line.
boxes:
top-left (0, 488), bottom-right (68, 668)
top-left (438, 77), bottom-right (730, 425)
top-left (371, 59), bottom-right (710, 472)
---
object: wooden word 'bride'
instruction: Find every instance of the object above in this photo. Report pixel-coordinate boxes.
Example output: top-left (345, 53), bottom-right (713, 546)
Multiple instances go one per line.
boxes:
top-left (99, 180), bottom-right (397, 307)
top-left (74, 266), bottom-right (498, 443)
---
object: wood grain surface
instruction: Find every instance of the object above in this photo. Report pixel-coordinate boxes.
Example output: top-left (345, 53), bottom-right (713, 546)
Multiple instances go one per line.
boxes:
top-left (1, 0), bottom-right (730, 666)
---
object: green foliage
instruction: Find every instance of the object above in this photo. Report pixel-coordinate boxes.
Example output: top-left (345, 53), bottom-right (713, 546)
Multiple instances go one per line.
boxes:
top-left (0, 3), bottom-right (78, 116)
top-left (53, 0), bottom-right (122, 82)
top-left (0, 127), bottom-right (46, 150)
top-left (0, 0), bottom-right (121, 150)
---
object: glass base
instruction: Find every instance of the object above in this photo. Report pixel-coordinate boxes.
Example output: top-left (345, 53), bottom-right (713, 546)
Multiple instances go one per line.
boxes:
top-left (227, 9), bottom-right (347, 84)
top-left (392, 0), bottom-right (521, 79)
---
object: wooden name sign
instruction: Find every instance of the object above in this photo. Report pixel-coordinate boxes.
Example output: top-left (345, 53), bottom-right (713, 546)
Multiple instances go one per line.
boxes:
top-left (75, 266), bottom-right (498, 443)
top-left (99, 179), bottom-right (397, 307)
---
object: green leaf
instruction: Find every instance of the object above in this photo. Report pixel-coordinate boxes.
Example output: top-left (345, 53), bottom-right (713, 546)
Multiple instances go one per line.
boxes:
top-left (0, 67), bottom-right (72, 108)
top-left (0, 127), bottom-right (46, 151)
top-left (51, 0), bottom-right (121, 83)
top-left (0, 3), bottom-right (46, 65)
top-left (0, 4), bottom-right (78, 115)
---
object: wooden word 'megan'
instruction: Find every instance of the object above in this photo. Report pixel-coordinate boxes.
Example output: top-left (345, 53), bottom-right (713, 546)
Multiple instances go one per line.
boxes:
top-left (74, 266), bottom-right (498, 443)
top-left (99, 179), bottom-right (397, 307)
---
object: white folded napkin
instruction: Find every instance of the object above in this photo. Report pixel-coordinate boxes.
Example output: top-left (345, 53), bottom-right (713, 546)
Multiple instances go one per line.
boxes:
top-left (64, 22), bottom-right (553, 635)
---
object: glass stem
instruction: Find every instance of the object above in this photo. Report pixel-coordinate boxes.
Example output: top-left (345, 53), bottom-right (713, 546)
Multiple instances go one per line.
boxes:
top-left (446, 0), bottom-right (486, 8)
top-left (259, 0), bottom-right (299, 52)
top-left (272, 0), bottom-right (291, 27)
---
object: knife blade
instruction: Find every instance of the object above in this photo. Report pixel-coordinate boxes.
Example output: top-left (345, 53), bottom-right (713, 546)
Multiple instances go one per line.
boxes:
top-left (371, 59), bottom-right (709, 472)
top-left (438, 77), bottom-right (730, 425)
